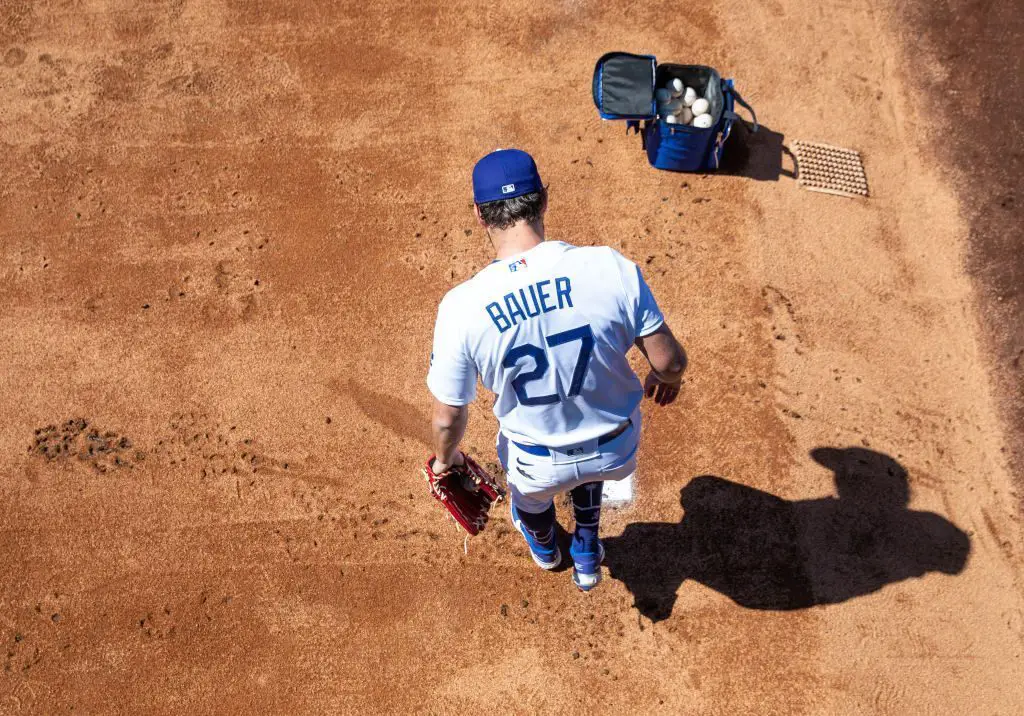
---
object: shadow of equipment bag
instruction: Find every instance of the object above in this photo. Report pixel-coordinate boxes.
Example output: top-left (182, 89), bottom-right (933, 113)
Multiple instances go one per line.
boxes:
top-left (593, 52), bottom-right (758, 172)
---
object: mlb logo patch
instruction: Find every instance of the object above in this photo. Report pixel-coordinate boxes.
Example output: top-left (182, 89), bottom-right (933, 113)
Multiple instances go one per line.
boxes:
top-left (508, 258), bottom-right (527, 273)
top-left (501, 183), bottom-right (516, 194)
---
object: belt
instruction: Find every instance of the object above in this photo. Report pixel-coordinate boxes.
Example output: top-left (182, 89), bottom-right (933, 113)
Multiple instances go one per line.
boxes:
top-left (512, 419), bottom-right (632, 457)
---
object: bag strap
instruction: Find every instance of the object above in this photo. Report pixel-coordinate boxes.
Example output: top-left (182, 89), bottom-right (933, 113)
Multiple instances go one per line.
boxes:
top-left (724, 79), bottom-right (759, 132)
top-left (627, 120), bottom-right (649, 150)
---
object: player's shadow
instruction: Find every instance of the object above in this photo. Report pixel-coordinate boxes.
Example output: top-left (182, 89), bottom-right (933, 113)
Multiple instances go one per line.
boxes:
top-left (604, 447), bottom-right (970, 621)
top-left (718, 121), bottom-right (795, 181)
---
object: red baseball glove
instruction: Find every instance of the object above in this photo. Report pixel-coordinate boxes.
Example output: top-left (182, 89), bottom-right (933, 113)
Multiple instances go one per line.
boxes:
top-left (422, 453), bottom-right (505, 535)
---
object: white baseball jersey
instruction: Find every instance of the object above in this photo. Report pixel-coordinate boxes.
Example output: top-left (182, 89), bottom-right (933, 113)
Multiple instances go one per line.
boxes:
top-left (427, 241), bottom-right (665, 448)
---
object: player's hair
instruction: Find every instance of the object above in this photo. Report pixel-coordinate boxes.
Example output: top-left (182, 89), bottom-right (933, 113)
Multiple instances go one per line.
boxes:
top-left (476, 189), bottom-right (547, 231)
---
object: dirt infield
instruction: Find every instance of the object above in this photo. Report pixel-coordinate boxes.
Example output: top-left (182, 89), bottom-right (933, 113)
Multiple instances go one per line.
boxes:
top-left (2, 1), bottom-right (1023, 714)
top-left (896, 0), bottom-right (1024, 488)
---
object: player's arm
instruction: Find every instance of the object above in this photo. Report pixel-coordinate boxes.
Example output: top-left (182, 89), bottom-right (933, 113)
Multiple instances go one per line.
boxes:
top-left (430, 400), bottom-right (468, 472)
top-left (426, 291), bottom-right (477, 470)
top-left (622, 255), bottom-right (686, 406)
top-left (635, 324), bottom-right (687, 406)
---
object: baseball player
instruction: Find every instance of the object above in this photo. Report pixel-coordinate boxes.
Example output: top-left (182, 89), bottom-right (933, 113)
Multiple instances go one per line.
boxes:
top-left (426, 148), bottom-right (686, 590)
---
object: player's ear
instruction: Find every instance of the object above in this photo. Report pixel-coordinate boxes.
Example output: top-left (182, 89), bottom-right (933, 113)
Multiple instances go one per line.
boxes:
top-left (473, 203), bottom-right (486, 227)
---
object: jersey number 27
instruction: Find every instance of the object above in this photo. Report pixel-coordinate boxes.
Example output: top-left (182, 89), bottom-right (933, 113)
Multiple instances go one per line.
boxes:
top-left (502, 325), bottom-right (594, 406)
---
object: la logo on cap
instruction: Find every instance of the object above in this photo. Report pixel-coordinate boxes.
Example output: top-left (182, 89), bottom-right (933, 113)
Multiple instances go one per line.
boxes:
top-left (501, 183), bottom-right (515, 194)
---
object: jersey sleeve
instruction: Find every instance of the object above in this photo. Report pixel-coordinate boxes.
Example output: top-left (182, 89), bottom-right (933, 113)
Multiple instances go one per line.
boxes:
top-left (633, 265), bottom-right (665, 337)
top-left (610, 249), bottom-right (665, 339)
top-left (426, 291), bottom-right (478, 406)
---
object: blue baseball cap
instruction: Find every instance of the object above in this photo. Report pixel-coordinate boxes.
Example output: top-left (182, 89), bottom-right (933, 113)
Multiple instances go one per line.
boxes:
top-left (472, 149), bottom-right (543, 204)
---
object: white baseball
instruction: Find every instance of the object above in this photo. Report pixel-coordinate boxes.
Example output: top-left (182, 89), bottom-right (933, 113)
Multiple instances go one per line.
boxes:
top-left (669, 78), bottom-right (684, 96)
top-left (682, 86), bottom-right (697, 107)
top-left (691, 97), bottom-right (710, 116)
top-left (655, 88), bottom-right (673, 104)
top-left (679, 107), bottom-right (693, 124)
top-left (665, 114), bottom-right (679, 124)
top-left (692, 113), bottom-right (714, 128)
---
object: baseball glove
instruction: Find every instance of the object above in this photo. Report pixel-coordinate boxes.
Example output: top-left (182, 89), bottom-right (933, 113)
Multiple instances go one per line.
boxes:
top-left (422, 454), bottom-right (505, 535)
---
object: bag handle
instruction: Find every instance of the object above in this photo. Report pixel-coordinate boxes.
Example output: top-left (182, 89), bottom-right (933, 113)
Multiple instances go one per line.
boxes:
top-left (724, 80), bottom-right (759, 132)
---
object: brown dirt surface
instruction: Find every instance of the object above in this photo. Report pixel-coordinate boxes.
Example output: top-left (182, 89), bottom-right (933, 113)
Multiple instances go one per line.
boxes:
top-left (1, 1), bottom-right (1022, 714)
top-left (895, 0), bottom-right (1024, 487)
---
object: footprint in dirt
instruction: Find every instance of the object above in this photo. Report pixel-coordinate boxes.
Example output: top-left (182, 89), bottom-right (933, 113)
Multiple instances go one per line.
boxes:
top-left (138, 607), bottom-right (177, 641)
top-left (3, 47), bottom-right (27, 67)
top-left (213, 260), bottom-right (263, 319)
top-left (155, 411), bottom-right (273, 477)
top-left (762, 284), bottom-right (803, 347)
top-left (201, 233), bottom-right (270, 320)
top-left (4, 633), bottom-right (43, 675)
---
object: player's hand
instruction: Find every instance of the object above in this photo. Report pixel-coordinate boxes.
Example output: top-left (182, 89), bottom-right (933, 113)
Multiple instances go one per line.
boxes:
top-left (430, 450), bottom-right (465, 475)
top-left (644, 371), bottom-right (682, 406)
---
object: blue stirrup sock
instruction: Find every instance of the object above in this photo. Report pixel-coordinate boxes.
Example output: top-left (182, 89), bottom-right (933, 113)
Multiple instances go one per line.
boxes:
top-left (571, 482), bottom-right (603, 553)
top-left (515, 503), bottom-right (556, 545)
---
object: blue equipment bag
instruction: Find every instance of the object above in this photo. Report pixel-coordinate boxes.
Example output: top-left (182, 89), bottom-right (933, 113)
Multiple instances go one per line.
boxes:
top-left (593, 52), bottom-right (758, 172)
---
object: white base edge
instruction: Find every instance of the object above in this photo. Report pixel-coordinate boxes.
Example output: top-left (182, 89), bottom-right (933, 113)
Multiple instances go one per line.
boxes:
top-left (601, 471), bottom-right (634, 505)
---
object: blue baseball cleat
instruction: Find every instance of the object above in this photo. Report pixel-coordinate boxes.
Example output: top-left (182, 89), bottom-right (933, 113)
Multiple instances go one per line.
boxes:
top-left (511, 505), bottom-right (562, 570)
top-left (570, 541), bottom-right (605, 591)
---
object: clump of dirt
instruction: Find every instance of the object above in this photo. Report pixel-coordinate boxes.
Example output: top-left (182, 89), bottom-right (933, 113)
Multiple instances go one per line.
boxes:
top-left (29, 418), bottom-right (141, 473)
